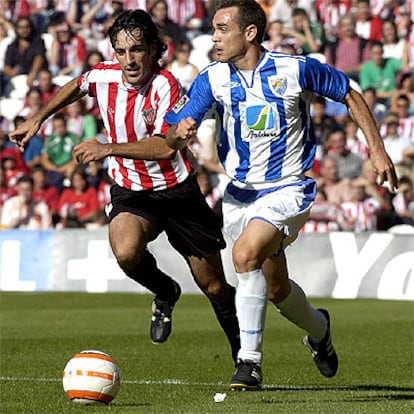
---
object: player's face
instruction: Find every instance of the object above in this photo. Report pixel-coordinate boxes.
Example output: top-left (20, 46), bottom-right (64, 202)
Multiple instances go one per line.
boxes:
top-left (114, 29), bottom-right (156, 87)
top-left (212, 7), bottom-right (250, 65)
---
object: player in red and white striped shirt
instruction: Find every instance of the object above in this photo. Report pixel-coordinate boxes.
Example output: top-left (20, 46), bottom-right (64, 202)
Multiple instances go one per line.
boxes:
top-left (9, 9), bottom-right (240, 364)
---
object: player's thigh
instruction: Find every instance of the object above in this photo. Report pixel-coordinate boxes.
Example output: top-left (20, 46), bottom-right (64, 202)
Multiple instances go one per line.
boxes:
top-left (109, 212), bottom-right (158, 265)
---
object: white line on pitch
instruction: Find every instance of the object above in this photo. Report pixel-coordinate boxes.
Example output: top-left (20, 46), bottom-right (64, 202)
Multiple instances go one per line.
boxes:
top-left (0, 376), bottom-right (225, 386)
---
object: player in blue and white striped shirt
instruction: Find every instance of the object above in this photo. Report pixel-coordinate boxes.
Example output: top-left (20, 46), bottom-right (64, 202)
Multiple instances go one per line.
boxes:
top-left (166, 0), bottom-right (398, 390)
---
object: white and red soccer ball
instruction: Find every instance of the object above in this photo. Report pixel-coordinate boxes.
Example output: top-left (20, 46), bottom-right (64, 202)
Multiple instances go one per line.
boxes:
top-left (62, 350), bottom-right (121, 405)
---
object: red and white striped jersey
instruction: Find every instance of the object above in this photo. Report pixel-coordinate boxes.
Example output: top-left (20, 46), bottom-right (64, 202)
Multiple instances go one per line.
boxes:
top-left (340, 198), bottom-right (380, 232)
top-left (399, 117), bottom-right (414, 142)
top-left (301, 220), bottom-right (340, 233)
top-left (315, 0), bottom-right (350, 29)
top-left (346, 137), bottom-right (369, 160)
top-left (78, 62), bottom-right (194, 191)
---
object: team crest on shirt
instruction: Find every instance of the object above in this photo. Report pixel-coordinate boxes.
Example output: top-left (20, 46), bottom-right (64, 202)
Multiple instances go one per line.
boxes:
top-left (171, 95), bottom-right (190, 113)
top-left (79, 72), bottom-right (90, 92)
top-left (268, 76), bottom-right (287, 96)
top-left (142, 108), bottom-right (156, 125)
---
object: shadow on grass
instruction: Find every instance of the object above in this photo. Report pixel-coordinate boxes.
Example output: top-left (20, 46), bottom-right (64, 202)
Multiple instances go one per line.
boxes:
top-left (259, 384), bottom-right (414, 403)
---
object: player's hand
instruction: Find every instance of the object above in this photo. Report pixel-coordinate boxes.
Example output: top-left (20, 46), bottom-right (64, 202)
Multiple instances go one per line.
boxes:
top-left (371, 150), bottom-right (398, 192)
top-left (176, 117), bottom-right (197, 140)
top-left (8, 118), bottom-right (42, 151)
top-left (74, 139), bottom-right (110, 164)
top-left (166, 117), bottom-right (197, 150)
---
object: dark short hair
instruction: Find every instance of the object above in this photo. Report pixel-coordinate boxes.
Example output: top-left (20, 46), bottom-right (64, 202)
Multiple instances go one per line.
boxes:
top-left (214, 0), bottom-right (267, 43)
top-left (17, 175), bottom-right (34, 187)
top-left (108, 9), bottom-right (167, 64)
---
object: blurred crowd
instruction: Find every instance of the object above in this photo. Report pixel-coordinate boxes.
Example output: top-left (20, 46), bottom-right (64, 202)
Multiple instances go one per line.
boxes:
top-left (0, 0), bottom-right (413, 231)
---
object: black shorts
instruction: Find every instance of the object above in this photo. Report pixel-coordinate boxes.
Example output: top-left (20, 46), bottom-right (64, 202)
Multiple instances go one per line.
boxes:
top-left (107, 176), bottom-right (226, 258)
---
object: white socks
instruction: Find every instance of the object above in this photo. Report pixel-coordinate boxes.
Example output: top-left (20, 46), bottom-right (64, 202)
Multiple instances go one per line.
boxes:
top-left (235, 269), bottom-right (268, 364)
top-left (275, 279), bottom-right (327, 342)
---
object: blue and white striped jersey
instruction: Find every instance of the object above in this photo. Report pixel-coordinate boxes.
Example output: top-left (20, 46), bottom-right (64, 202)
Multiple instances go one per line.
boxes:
top-left (165, 51), bottom-right (350, 188)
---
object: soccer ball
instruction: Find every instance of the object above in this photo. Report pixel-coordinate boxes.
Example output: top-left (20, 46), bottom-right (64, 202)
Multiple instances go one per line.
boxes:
top-left (62, 350), bottom-right (121, 405)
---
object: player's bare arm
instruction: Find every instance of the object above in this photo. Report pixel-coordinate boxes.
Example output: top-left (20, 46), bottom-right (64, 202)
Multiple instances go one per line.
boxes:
top-left (166, 117), bottom-right (197, 150)
top-left (8, 78), bottom-right (86, 150)
top-left (74, 137), bottom-right (177, 164)
top-left (343, 87), bottom-right (398, 191)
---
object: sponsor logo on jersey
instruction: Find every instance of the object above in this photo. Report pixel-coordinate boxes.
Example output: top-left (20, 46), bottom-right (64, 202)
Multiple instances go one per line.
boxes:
top-left (172, 95), bottom-right (190, 113)
top-left (246, 105), bottom-right (274, 130)
top-left (142, 108), bottom-right (156, 125)
top-left (268, 76), bottom-right (287, 96)
top-left (244, 105), bottom-right (277, 141)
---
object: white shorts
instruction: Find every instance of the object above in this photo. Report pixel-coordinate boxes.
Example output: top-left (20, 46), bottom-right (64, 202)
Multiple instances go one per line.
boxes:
top-left (222, 177), bottom-right (316, 253)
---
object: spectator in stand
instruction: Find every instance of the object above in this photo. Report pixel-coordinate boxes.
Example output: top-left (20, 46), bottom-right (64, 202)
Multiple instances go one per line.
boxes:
top-left (13, 115), bottom-right (43, 168)
top-left (327, 128), bottom-right (364, 179)
top-left (64, 99), bottom-right (97, 142)
top-left (381, 19), bottom-right (409, 67)
top-left (78, 0), bottom-right (124, 59)
top-left (316, 155), bottom-right (353, 205)
top-left (344, 117), bottom-right (369, 161)
top-left (353, 158), bottom-right (394, 229)
top-left (0, 175), bottom-right (52, 229)
top-left (82, 50), bottom-right (105, 73)
top-left (16, 85), bottom-right (53, 138)
top-left (57, 165), bottom-right (101, 228)
top-left (340, 180), bottom-right (381, 232)
top-left (314, 0), bottom-right (350, 44)
top-left (282, 7), bottom-right (326, 55)
top-left (166, 40), bottom-right (199, 93)
top-left (81, 50), bottom-right (105, 117)
top-left (391, 71), bottom-right (414, 115)
top-left (359, 41), bottom-right (403, 105)
top-left (268, 0), bottom-right (316, 29)
top-left (164, 0), bottom-right (206, 40)
top-left (311, 95), bottom-right (340, 150)
top-left (150, 0), bottom-right (187, 44)
top-left (0, 146), bottom-right (28, 190)
top-left (354, 0), bottom-right (383, 42)
top-left (17, 86), bottom-right (43, 120)
top-left (380, 112), bottom-right (413, 178)
top-left (49, 20), bottom-right (87, 78)
top-left (0, 15), bottom-right (15, 97)
top-left (324, 13), bottom-right (370, 82)
top-left (394, 93), bottom-right (414, 141)
top-left (362, 86), bottom-right (387, 124)
top-left (262, 20), bottom-right (285, 52)
top-left (0, 165), bottom-right (14, 220)
top-left (31, 163), bottom-right (60, 224)
top-left (13, 0), bottom-right (50, 34)
top-left (149, 0), bottom-right (188, 66)
top-left (36, 68), bottom-right (60, 106)
top-left (41, 113), bottom-right (79, 191)
top-left (392, 175), bottom-right (414, 226)
top-left (300, 189), bottom-right (344, 233)
top-left (3, 16), bottom-right (47, 93)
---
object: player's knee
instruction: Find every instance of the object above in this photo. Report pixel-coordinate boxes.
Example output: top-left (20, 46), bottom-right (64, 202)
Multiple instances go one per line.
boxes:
top-left (114, 248), bottom-right (140, 271)
top-left (199, 277), bottom-right (224, 299)
top-left (232, 246), bottom-right (261, 273)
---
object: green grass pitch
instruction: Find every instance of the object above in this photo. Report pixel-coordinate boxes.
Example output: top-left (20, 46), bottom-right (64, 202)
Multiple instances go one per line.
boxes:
top-left (0, 292), bottom-right (413, 414)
